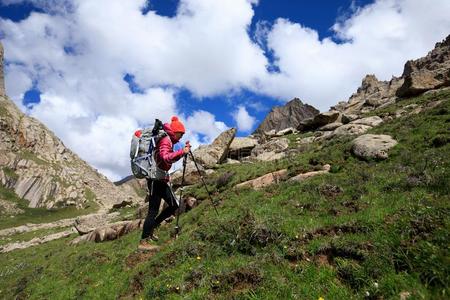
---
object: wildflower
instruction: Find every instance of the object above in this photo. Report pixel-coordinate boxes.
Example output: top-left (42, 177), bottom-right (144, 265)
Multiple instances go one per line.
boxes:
top-left (196, 256), bottom-right (201, 260)
top-left (318, 297), bottom-right (324, 300)
top-left (374, 282), bottom-right (379, 288)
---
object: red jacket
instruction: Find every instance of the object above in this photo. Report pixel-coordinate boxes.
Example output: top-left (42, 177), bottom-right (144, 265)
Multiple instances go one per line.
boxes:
top-left (154, 123), bottom-right (185, 180)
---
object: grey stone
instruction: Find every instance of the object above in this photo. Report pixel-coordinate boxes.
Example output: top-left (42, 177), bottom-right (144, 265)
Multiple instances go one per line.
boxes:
top-left (192, 128), bottom-right (236, 168)
top-left (254, 98), bottom-right (319, 135)
top-left (351, 134), bottom-right (398, 160)
top-left (350, 116), bottom-right (383, 127)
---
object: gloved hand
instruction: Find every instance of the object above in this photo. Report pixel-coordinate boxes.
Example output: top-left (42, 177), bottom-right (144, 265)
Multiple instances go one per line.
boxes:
top-left (183, 140), bottom-right (191, 154)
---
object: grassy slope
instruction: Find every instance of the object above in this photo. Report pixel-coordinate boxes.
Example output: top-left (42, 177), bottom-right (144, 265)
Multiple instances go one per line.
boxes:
top-left (0, 184), bottom-right (99, 230)
top-left (0, 91), bottom-right (449, 299)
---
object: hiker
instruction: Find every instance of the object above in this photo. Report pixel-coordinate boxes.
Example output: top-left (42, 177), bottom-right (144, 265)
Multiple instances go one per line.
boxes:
top-left (139, 116), bottom-right (191, 250)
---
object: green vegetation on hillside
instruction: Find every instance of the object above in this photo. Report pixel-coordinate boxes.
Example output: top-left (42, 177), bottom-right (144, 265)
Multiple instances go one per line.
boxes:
top-left (0, 90), bottom-right (449, 299)
top-left (0, 184), bottom-right (99, 229)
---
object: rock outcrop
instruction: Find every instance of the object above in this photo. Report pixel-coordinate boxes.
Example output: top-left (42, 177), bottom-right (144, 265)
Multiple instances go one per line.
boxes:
top-left (253, 98), bottom-right (319, 136)
top-left (351, 134), bottom-right (398, 160)
top-left (235, 169), bottom-right (288, 190)
top-left (298, 111), bottom-right (341, 132)
top-left (0, 43), bottom-right (140, 210)
top-left (329, 34), bottom-right (450, 117)
top-left (192, 128), bottom-right (236, 168)
top-left (340, 75), bottom-right (404, 114)
top-left (289, 164), bottom-right (331, 182)
top-left (397, 35), bottom-right (450, 97)
top-left (71, 219), bottom-right (143, 244)
top-left (228, 137), bottom-right (259, 160)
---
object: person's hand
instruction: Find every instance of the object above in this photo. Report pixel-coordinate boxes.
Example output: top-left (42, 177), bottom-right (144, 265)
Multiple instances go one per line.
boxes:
top-left (183, 141), bottom-right (191, 154)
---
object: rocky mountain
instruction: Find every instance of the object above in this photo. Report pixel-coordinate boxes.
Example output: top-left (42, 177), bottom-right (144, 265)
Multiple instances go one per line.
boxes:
top-left (253, 98), bottom-right (319, 135)
top-left (330, 34), bottom-right (450, 116)
top-left (397, 35), bottom-right (450, 97)
top-left (0, 42), bottom-right (140, 210)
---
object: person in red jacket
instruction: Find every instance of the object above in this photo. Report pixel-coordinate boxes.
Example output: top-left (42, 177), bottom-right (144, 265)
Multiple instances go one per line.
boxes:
top-left (139, 116), bottom-right (191, 251)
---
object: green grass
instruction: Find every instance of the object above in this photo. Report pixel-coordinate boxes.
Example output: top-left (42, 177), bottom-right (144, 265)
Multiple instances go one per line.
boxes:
top-left (0, 227), bottom-right (72, 247)
top-left (2, 167), bottom-right (19, 180)
top-left (0, 91), bottom-right (449, 299)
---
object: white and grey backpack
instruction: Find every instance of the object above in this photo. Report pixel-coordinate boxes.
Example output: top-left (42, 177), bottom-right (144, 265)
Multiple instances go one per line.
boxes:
top-left (130, 119), bottom-right (168, 179)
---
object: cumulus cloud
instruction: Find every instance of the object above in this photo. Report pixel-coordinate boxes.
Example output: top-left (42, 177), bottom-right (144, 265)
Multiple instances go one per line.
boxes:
top-left (258, 0), bottom-right (450, 111)
top-left (232, 105), bottom-right (256, 132)
top-left (184, 110), bottom-right (229, 145)
top-left (1, 0), bottom-right (255, 180)
top-left (1, 0), bottom-right (450, 180)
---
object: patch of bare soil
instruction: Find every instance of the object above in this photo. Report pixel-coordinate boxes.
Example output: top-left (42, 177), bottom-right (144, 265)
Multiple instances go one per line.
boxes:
top-left (284, 223), bottom-right (372, 263)
top-left (319, 184), bottom-right (343, 199)
top-left (315, 245), bottom-right (366, 265)
top-left (125, 250), bottom-right (156, 269)
top-left (210, 266), bottom-right (263, 294)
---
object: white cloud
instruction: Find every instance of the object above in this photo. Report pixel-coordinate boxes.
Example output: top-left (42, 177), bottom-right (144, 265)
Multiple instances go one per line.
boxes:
top-left (184, 110), bottom-right (229, 145)
top-left (1, 0), bottom-right (450, 180)
top-left (258, 0), bottom-right (450, 111)
top-left (232, 105), bottom-right (256, 132)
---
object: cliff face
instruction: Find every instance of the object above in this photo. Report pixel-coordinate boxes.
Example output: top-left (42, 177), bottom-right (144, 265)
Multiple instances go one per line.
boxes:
top-left (253, 98), bottom-right (319, 135)
top-left (0, 42), bottom-right (139, 210)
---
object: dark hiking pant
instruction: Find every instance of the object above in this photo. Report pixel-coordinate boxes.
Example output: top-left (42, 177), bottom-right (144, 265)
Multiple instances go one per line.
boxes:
top-left (141, 179), bottom-right (179, 240)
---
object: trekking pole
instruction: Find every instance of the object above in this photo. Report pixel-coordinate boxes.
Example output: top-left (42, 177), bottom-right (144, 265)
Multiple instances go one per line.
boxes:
top-left (174, 153), bottom-right (188, 236)
top-left (189, 149), bottom-right (220, 217)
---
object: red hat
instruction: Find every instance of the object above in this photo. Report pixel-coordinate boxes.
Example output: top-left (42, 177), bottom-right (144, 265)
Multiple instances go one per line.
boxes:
top-left (170, 116), bottom-right (185, 133)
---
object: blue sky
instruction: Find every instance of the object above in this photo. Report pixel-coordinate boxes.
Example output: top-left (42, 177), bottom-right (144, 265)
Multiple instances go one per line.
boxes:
top-left (1, 0), bottom-right (449, 180)
top-left (0, 0), bottom-right (372, 135)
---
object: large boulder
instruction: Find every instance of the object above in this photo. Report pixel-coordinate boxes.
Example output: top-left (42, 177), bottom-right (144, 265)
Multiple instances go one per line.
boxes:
top-left (319, 122), bottom-right (343, 131)
top-left (351, 134), bottom-right (398, 160)
top-left (276, 127), bottom-right (296, 136)
top-left (228, 137), bottom-right (259, 160)
top-left (235, 169), bottom-right (288, 190)
top-left (251, 138), bottom-right (289, 157)
top-left (192, 128), bottom-right (237, 168)
top-left (298, 111), bottom-right (341, 132)
top-left (71, 219), bottom-right (144, 244)
top-left (289, 164), bottom-right (331, 182)
top-left (254, 151), bottom-right (286, 162)
top-left (253, 98), bottom-right (319, 135)
top-left (397, 35), bottom-right (450, 97)
top-left (350, 116), bottom-right (383, 127)
top-left (332, 124), bottom-right (372, 137)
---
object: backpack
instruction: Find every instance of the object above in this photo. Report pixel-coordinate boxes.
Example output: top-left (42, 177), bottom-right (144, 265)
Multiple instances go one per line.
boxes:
top-left (130, 119), bottom-right (168, 179)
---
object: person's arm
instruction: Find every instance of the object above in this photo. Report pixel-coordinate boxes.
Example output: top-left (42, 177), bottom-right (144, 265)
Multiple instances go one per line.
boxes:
top-left (158, 138), bottom-right (188, 164)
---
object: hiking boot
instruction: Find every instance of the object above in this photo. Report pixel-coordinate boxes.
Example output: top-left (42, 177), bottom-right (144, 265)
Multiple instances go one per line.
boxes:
top-left (138, 239), bottom-right (160, 251)
top-left (148, 233), bottom-right (159, 242)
